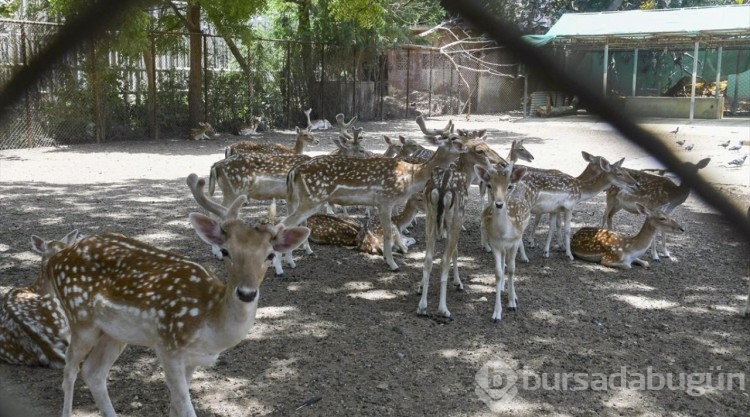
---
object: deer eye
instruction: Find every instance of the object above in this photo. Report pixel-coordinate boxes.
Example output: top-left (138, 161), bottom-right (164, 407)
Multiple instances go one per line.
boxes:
top-left (220, 248), bottom-right (230, 258)
top-left (266, 253), bottom-right (275, 261)
top-left (508, 184), bottom-right (514, 191)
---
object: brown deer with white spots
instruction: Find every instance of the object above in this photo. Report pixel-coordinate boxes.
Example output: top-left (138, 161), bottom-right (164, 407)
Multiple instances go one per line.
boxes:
top-left (480, 139), bottom-right (535, 205)
top-left (278, 117), bottom-right (467, 274)
top-left (475, 163), bottom-right (530, 323)
top-left (383, 135), bottom-right (435, 162)
top-left (189, 122), bottom-right (215, 140)
top-left (572, 203), bottom-right (684, 269)
top-left (601, 158), bottom-right (710, 261)
top-left (417, 138), bottom-right (506, 319)
top-left (329, 126), bottom-right (374, 158)
top-left (519, 152), bottom-right (639, 261)
top-left (42, 174), bottom-right (309, 417)
top-left (306, 213), bottom-right (415, 255)
top-left (224, 126), bottom-right (319, 158)
top-left (0, 230), bottom-right (79, 368)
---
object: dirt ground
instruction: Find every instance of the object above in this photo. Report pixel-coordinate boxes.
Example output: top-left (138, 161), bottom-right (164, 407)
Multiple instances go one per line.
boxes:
top-left (0, 113), bottom-right (748, 417)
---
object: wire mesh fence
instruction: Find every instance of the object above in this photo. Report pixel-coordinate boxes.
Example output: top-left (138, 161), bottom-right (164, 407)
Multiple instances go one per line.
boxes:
top-left (0, 19), bottom-right (525, 150)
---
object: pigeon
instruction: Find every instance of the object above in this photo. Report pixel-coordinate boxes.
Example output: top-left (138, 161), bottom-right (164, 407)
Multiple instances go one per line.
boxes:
top-left (669, 126), bottom-right (680, 135)
top-left (728, 142), bottom-right (743, 151)
top-left (728, 154), bottom-right (747, 167)
top-left (684, 144), bottom-right (694, 151)
top-left (676, 139), bottom-right (686, 146)
top-left (719, 140), bottom-right (730, 148)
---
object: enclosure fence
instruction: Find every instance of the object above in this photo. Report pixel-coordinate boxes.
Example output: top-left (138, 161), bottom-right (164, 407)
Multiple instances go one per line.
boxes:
top-left (0, 18), bottom-right (523, 150)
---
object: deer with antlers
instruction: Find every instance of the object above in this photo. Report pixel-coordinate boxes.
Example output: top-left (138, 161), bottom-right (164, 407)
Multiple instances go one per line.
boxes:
top-left (572, 203), bottom-right (684, 269)
top-left (276, 116), bottom-right (467, 274)
top-left (42, 174), bottom-right (309, 417)
top-left (601, 158), bottom-right (710, 261)
top-left (476, 162), bottom-right (530, 323)
top-left (417, 137), bottom-right (504, 319)
top-left (225, 127), bottom-right (319, 158)
top-left (0, 230), bottom-right (79, 368)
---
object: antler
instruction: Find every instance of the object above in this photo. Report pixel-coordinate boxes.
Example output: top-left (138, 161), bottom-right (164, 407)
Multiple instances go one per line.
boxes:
top-left (186, 173), bottom-right (245, 220)
top-left (416, 114), bottom-right (453, 138)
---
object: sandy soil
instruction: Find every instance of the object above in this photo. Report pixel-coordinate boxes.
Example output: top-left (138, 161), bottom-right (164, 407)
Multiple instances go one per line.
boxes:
top-left (0, 114), bottom-right (748, 417)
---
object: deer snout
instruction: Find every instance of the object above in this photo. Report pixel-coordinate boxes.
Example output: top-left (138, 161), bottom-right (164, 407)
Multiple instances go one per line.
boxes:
top-left (495, 201), bottom-right (504, 209)
top-left (236, 287), bottom-right (258, 303)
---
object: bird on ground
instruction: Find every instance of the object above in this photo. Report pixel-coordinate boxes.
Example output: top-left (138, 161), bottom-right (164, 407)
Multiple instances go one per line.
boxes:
top-left (676, 139), bottom-right (686, 146)
top-left (719, 140), bottom-right (730, 148)
top-left (728, 154), bottom-right (747, 167)
top-left (684, 144), bottom-right (694, 151)
top-left (669, 126), bottom-right (680, 135)
top-left (728, 141), bottom-right (744, 151)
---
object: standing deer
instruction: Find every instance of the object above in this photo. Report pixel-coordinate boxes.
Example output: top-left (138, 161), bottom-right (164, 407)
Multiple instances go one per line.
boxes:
top-left (572, 203), bottom-right (684, 269)
top-left (601, 158), bottom-right (710, 261)
top-left (0, 230), bottom-right (79, 368)
top-left (520, 152), bottom-right (639, 260)
top-left (417, 139), bottom-right (504, 319)
top-left (480, 139), bottom-right (535, 205)
top-left (278, 117), bottom-right (466, 274)
top-left (304, 108), bottom-right (332, 130)
top-left (43, 174), bottom-right (309, 417)
top-left (225, 127), bottom-right (319, 158)
top-left (475, 163), bottom-right (530, 323)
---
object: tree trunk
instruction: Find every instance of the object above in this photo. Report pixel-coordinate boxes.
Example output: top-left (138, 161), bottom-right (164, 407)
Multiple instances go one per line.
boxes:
top-left (187, 3), bottom-right (203, 126)
top-left (143, 36), bottom-right (158, 140)
top-left (298, 0), bottom-right (314, 110)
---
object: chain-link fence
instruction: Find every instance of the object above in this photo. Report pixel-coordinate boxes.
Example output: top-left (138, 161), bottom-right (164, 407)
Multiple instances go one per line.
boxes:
top-left (0, 19), bottom-right (524, 150)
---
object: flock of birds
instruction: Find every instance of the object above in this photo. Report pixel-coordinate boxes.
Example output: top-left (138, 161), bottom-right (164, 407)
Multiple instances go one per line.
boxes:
top-left (670, 126), bottom-right (748, 167)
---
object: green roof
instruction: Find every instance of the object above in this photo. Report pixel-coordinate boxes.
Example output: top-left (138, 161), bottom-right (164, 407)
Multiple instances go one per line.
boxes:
top-left (525, 5), bottom-right (750, 48)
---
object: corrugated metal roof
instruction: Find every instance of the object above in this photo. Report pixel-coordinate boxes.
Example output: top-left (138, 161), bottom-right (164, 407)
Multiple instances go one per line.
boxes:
top-left (547, 5), bottom-right (750, 39)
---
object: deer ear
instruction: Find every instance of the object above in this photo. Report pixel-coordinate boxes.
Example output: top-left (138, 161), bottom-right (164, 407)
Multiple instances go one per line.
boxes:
top-left (697, 158), bottom-right (710, 168)
top-left (62, 229), bottom-right (80, 246)
top-left (473, 164), bottom-right (491, 183)
top-left (581, 151), bottom-right (593, 162)
top-left (189, 213), bottom-right (226, 247)
top-left (634, 203), bottom-right (649, 216)
top-left (271, 226), bottom-right (310, 253)
top-left (30, 235), bottom-right (47, 254)
top-left (510, 165), bottom-right (528, 183)
top-left (598, 156), bottom-right (611, 172)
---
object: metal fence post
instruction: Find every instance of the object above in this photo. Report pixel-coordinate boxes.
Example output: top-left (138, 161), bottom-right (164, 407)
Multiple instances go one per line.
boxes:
top-left (405, 48), bottom-right (410, 118)
top-left (428, 49), bottom-right (433, 117)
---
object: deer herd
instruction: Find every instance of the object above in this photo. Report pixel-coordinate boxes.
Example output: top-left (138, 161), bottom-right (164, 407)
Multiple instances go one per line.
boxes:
top-left (1, 109), bottom-right (746, 417)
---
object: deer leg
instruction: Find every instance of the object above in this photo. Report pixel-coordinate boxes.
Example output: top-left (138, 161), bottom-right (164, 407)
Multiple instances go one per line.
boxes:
top-left (506, 245), bottom-right (520, 312)
top-left (276, 204), bottom-right (320, 276)
top-left (542, 213), bottom-right (556, 258)
top-left (80, 334), bottom-right (126, 417)
top-left (451, 248), bottom-right (463, 291)
top-left (491, 249), bottom-right (505, 323)
top-left (649, 234), bottom-right (661, 262)
top-left (62, 329), bottom-right (102, 417)
top-left (562, 209), bottom-right (574, 260)
top-left (517, 237), bottom-right (529, 262)
top-left (378, 205), bottom-right (399, 271)
top-left (528, 213), bottom-right (542, 248)
top-left (659, 231), bottom-right (671, 258)
top-left (418, 213), bottom-right (437, 311)
top-left (157, 350), bottom-right (197, 417)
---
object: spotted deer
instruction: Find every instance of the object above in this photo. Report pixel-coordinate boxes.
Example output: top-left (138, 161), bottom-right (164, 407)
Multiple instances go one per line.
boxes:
top-left (330, 126), bottom-right (374, 158)
top-left (417, 139), bottom-right (505, 319)
top-left (383, 135), bottom-right (435, 162)
top-left (189, 122), bottom-right (215, 140)
top-left (480, 139), bottom-right (535, 205)
top-left (601, 158), bottom-right (710, 261)
top-left (572, 203), bottom-right (684, 269)
top-left (520, 152), bottom-right (639, 260)
top-left (307, 213), bottom-right (415, 255)
top-left (278, 117), bottom-right (467, 274)
top-left (335, 112), bottom-right (358, 137)
top-left (475, 163), bottom-right (530, 323)
top-left (225, 127), bottom-right (319, 158)
top-left (0, 230), bottom-right (79, 368)
top-left (42, 174), bottom-right (309, 417)
top-left (304, 108), bottom-right (332, 130)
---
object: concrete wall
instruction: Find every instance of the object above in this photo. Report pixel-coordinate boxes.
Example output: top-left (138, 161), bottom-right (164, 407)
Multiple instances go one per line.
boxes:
top-left (623, 97), bottom-right (724, 119)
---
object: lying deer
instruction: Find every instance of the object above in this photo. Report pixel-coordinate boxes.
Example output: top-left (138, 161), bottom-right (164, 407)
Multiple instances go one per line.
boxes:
top-left (572, 203), bottom-right (684, 269)
top-left (307, 213), bottom-right (415, 255)
top-left (476, 163), bottom-right (530, 323)
top-left (190, 122), bottom-right (215, 140)
top-left (601, 158), bottom-right (710, 261)
top-left (42, 174), bottom-right (309, 417)
top-left (304, 108), bottom-right (332, 130)
top-left (225, 127), bottom-right (319, 158)
top-left (0, 230), bottom-right (79, 368)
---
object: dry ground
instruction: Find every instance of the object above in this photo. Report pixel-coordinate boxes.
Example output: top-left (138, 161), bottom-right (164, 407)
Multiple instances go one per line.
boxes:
top-left (0, 114), bottom-right (748, 417)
